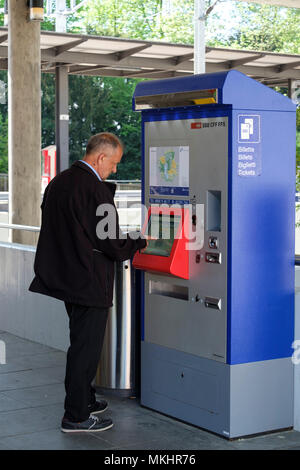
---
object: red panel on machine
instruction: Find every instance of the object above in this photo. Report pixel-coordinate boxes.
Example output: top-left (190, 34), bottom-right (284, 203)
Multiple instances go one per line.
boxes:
top-left (133, 206), bottom-right (189, 279)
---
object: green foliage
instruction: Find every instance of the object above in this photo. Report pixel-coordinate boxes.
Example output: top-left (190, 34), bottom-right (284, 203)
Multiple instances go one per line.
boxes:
top-left (99, 77), bottom-right (142, 180)
top-left (69, 75), bottom-right (109, 163)
top-left (41, 73), bottom-right (56, 148)
top-left (215, 3), bottom-right (300, 54)
top-left (0, 0), bottom-right (4, 27)
top-left (82, 0), bottom-right (164, 40)
top-left (68, 75), bottom-right (142, 179)
top-left (80, 0), bottom-right (214, 44)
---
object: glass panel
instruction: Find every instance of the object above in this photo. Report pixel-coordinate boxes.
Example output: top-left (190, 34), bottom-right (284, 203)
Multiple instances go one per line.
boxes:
top-left (143, 213), bottom-right (181, 257)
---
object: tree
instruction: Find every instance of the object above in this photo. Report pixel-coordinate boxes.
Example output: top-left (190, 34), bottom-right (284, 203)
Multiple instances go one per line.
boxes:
top-left (68, 75), bottom-right (142, 179)
top-left (79, 0), bottom-right (220, 44)
top-left (99, 77), bottom-right (142, 179)
top-left (41, 73), bottom-right (56, 149)
top-left (69, 74), bottom-right (110, 163)
top-left (82, 0), bottom-right (165, 40)
top-left (222, 4), bottom-right (300, 54)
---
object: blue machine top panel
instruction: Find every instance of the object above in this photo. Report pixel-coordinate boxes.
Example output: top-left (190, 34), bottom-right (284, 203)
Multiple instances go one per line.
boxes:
top-left (133, 70), bottom-right (296, 112)
top-left (228, 108), bottom-right (296, 364)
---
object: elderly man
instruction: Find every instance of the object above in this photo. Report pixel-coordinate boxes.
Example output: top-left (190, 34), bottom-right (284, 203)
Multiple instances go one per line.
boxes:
top-left (29, 133), bottom-right (146, 433)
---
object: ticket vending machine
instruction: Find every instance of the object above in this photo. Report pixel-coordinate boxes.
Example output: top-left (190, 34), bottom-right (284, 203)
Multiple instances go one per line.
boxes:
top-left (132, 70), bottom-right (296, 438)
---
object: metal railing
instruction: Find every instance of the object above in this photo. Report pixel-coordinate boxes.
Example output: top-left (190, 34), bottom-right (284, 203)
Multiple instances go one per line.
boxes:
top-left (0, 177), bottom-right (141, 193)
top-left (0, 222), bottom-right (134, 233)
top-left (0, 223), bottom-right (40, 232)
top-left (107, 180), bottom-right (141, 191)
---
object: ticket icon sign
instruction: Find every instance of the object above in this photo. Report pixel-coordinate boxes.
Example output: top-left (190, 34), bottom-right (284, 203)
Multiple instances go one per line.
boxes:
top-left (238, 115), bottom-right (260, 143)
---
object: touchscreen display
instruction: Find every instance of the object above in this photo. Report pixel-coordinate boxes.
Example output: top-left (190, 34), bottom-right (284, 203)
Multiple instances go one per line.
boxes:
top-left (143, 213), bottom-right (181, 257)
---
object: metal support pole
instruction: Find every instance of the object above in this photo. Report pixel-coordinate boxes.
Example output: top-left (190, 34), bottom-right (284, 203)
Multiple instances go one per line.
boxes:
top-left (194, 0), bottom-right (206, 75)
top-left (288, 79), bottom-right (300, 105)
top-left (55, 65), bottom-right (69, 172)
top-left (56, 0), bottom-right (67, 32)
top-left (288, 79), bottom-right (293, 99)
top-left (55, 0), bottom-right (69, 173)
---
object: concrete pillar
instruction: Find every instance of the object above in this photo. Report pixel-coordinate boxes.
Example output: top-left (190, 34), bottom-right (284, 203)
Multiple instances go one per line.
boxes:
top-left (8, 0), bottom-right (41, 245)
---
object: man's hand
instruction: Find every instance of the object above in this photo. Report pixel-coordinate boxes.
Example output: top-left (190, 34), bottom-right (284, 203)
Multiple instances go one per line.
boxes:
top-left (140, 235), bottom-right (149, 252)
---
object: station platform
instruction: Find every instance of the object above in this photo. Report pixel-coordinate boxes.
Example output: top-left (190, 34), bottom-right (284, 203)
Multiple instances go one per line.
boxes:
top-left (0, 331), bottom-right (300, 450)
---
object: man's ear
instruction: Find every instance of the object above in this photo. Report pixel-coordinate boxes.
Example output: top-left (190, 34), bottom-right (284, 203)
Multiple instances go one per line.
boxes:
top-left (97, 153), bottom-right (106, 164)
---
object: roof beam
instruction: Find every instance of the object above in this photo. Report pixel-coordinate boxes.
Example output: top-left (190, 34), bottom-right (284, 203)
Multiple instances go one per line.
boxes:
top-left (171, 52), bottom-right (194, 65)
top-left (205, 61), bottom-right (300, 79)
top-left (0, 34), bottom-right (8, 44)
top-left (40, 48), bottom-right (300, 80)
top-left (0, 58), bottom-right (7, 69)
top-left (16, 44), bottom-right (300, 80)
top-left (125, 69), bottom-right (165, 77)
top-left (68, 64), bottom-right (108, 74)
top-left (170, 47), bottom-right (213, 66)
top-left (41, 62), bottom-right (74, 71)
top-left (130, 70), bottom-right (186, 79)
top-left (40, 46), bottom-right (194, 70)
top-left (102, 69), bottom-right (187, 79)
top-left (224, 53), bottom-right (266, 68)
top-left (108, 44), bottom-right (152, 62)
top-left (0, 30), bottom-right (299, 82)
top-left (274, 60), bottom-right (300, 72)
top-left (261, 80), bottom-right (289, 87)
top-left (47, 38), bottom-right (88, 58)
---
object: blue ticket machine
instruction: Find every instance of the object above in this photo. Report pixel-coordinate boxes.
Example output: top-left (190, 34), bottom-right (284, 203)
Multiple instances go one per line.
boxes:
top-left (133, 70), bottom-right (296, 438)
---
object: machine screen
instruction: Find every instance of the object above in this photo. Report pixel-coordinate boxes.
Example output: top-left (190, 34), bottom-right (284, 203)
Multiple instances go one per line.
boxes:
top-left (143, 213), bottom-right (181, 257)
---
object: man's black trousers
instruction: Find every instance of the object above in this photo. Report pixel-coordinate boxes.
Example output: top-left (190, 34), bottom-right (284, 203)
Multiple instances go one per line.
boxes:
top-left (63, 302), bottom-right (109, 423)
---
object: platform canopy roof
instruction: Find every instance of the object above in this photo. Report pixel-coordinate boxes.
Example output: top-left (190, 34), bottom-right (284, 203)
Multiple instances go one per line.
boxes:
top-left (0, 26), bottom-right (299, 88)
top-left (239, 0), bottom-right (300, 7)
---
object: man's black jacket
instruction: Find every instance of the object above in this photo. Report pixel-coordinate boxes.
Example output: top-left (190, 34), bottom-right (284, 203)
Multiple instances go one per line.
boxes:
top-left (29, 160), bottom-right (146, 308)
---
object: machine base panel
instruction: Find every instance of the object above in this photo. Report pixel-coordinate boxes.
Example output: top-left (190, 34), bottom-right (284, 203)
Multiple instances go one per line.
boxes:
top-left (141, 342), bottom-right (293, 438)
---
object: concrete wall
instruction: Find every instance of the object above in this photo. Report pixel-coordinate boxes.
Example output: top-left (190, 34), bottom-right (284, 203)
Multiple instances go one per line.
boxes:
top-left (0, 243), bottom-right (69, 352)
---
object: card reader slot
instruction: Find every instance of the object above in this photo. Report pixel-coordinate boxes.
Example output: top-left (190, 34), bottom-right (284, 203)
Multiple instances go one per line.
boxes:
top-left (149, 281), bottom-right (188, 301)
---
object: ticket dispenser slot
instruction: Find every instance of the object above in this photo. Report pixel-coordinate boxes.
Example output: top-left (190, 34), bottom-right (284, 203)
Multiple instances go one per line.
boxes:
top-left (149, 281), bottom-right (188, 301)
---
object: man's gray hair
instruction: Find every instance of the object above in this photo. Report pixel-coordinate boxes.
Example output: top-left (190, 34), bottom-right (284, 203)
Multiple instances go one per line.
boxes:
top-left (86, 132), bottom-right (124, 156)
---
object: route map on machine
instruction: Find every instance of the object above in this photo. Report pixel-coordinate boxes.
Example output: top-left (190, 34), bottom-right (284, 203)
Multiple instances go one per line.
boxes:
top-left (149, 146), bottom-right (189, 197)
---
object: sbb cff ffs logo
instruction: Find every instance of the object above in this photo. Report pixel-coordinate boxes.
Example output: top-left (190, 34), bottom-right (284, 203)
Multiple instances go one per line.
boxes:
top-left (191, 121), bottom-right (226, 129)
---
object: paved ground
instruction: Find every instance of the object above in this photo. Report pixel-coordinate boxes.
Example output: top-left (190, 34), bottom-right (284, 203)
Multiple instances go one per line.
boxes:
top-left (0, 330), bottom-right (300, 451)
